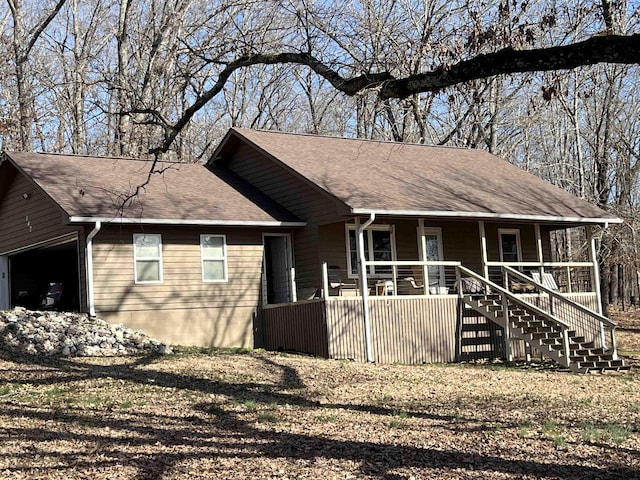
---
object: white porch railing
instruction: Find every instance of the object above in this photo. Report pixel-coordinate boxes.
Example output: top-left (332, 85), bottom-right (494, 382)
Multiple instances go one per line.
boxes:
top-left (319, 259), bottom-right (598, 298)
top-left (486, 261), bottom-right (595, 293)
top-left (320, 260), bottom-right (463, 298)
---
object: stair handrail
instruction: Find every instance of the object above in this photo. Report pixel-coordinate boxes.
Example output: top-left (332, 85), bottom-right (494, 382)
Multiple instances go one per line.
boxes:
top-left (502, 266), bottom-right (616, 328)
top-left (502, 265), bottom-right (618, 358)
top-left (457, 265), bottom-right (571, 330)
top-left (458, 265), bottom-right (573, 367)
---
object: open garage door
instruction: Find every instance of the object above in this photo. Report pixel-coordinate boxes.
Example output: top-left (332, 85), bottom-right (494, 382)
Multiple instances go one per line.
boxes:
top-left (9, 240), bottom-right (81, 311)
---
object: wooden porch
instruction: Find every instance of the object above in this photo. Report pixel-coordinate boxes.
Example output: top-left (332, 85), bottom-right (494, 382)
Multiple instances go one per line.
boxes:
top-left (262, 219), bottom-right (625, 369)
top-left (263, 288), bottom-right (601, 364)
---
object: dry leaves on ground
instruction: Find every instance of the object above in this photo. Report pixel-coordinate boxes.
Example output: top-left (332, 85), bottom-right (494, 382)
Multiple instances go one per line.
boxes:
top-left (0, 318), bottom-right (639, 479)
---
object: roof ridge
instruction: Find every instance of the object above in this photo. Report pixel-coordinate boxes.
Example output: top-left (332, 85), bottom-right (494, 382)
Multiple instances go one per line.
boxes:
top-left (232, 127), bottom-right (480, 151)
top-left (6, 151), bottom-right (188, 164)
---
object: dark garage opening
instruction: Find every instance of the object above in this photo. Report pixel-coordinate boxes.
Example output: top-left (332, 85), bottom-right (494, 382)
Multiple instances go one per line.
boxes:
top-left (10, 242), bottom-right (80, 311)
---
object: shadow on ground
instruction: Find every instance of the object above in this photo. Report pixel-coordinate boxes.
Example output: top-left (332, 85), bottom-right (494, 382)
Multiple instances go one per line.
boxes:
top-left (0, 350), bottom-right (637, 479)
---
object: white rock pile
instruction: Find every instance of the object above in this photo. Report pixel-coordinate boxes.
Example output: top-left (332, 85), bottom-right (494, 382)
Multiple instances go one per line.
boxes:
top-left (0, 307), bottom-right (172, 357)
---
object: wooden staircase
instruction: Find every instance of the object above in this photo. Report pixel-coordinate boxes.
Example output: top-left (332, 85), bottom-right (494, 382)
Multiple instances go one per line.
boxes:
top-left (465, 294), bottom-right (628, 373)
top-left (456, 265), bottom-right (628, 374)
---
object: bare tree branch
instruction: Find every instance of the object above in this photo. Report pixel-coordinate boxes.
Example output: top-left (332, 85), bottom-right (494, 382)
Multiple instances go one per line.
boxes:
top-left (378, 34), bottom-right (640, 98)
top-left (152, 52), bottom-right (393, 153)
top-left (153, 34), bottom-right (640, 154)
top-left (24, 0), bottom-right (67, 60)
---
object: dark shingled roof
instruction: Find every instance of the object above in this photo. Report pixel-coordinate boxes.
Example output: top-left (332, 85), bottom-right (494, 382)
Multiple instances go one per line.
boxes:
top-left (3, 151), bottom-right (302, 225)
top-left (218, 128), bottom-right (619, 224)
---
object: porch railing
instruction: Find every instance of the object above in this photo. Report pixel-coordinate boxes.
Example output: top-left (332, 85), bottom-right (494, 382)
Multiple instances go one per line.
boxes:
top-left (502, 266), bottom-right (617, 355)
top-left (320, 260), bottom-right (462, 298)
top-left (319, 260), bottom-right (597, 298)
top-left (486, 261), bottom-right (594, 293)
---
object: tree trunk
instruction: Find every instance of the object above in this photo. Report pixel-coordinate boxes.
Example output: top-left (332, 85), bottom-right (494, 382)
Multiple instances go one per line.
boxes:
top-left (610, 264), bottom-right (619, 305)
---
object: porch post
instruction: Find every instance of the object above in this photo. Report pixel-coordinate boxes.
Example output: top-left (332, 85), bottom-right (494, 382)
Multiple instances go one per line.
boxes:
top-left (478, 221), bottom-right (489, 279)
top-left (587, 225), bottom-right (607, 349)
top-left (418, 219), bottom-right (428, 295)
top-left (356, 214), bottom-right (376, 362)
top-left (534, 223), bottom-right (545, 280)
top-left (587, 225), bottom-right (603, 315)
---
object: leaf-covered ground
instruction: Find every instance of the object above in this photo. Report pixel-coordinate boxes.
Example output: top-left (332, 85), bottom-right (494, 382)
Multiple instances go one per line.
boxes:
top-left (1, 313), bottom-right (640, 479)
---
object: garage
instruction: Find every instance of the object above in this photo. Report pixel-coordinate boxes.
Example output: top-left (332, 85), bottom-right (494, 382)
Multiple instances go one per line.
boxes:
top-left (7, 240), bottom-right (81, 312)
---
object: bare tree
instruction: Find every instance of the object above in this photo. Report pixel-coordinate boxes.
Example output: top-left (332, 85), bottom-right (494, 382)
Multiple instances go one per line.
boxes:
top-left (6, 0), bottom-right (67, 150)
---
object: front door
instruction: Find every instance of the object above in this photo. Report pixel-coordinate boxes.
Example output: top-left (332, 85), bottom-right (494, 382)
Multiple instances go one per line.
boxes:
top-left (263, 234), bottom-right (292, 304)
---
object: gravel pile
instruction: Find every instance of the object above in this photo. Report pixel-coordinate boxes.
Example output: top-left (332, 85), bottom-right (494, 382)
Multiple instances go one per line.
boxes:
top-left (0, 307), bottom-right (171, 357)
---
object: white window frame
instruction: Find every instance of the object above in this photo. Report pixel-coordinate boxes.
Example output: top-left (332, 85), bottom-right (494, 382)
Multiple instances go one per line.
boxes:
top-left (133, 233), bottom-right (163, 284)
top-left (201, 234), bottom-right (228, 283)
top-left (498, 228), bottom-right (522, 263)
top-left (345, 224), bottom-right (397, 279)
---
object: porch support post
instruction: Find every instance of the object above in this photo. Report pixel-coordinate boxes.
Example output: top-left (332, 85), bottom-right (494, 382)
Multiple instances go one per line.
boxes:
top-left (418, 219), bottom-right (428, 295)
top-left (356, 214), bottom-right (376, 362)
top-left (478, 221), bottom-right (489, 279)
top-left (290, 266), bottom-right (297, 303)
top-left (587, 225), bottom-right (603, 315)
top-left (501, 294), bottom-right (513, 364)
top-left (588, 225), bottom-right (607, 349)
top-left (321, 262), bottom-right (329, 299)
top-left (534, 223), bottom-right (545, 280)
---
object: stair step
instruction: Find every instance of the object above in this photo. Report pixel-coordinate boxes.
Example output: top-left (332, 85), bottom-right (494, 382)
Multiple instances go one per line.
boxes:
top-left (573, 348), bottom-right (606, 356)
top-left (549, 341), bottom-right (597, 352)
top-left (571, 355), bottom-right (612, 362)
top-left (577, 359), bottom-right (626, 370)
top-left (529, 331), bottom-right (562, 340)
top-left (477, 300), bottom-right (499, 307)
top-left (513, 317), bottom-right (542, 325)
top-left (521, 326), bottom-right (559, 334)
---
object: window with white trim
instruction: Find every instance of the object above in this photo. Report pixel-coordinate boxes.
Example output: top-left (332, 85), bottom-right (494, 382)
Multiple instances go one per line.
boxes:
top-left (133, 234), bottom-right (163, 283)
top-left (346, 225), bottom-right (396, 277)
top-left (201, 234), bottom-right (227, 282)
top-left (498, 229), bottom-right (522, 263)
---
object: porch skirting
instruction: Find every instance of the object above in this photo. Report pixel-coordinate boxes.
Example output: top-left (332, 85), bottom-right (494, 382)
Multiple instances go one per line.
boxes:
top-left (262, 293), bottom-right (599, 365)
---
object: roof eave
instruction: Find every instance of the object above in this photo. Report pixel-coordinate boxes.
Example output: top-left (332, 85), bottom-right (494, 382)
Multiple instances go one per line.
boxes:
top-left (68, 216), bottom-right (306, 227)
top-left (350, 208), bottom-right (623, 225)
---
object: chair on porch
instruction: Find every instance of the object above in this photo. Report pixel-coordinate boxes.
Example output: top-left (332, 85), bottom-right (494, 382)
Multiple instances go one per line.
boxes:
top-left (530, 271), bottom-right (559, 291)
top-left (399, 267), bottom-right (440, 295)
top-left (327, 265), bottom-right (358, 296)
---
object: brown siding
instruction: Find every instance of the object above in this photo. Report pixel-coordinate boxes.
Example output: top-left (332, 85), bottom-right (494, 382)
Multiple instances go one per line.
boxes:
top-left (226, 143), bottom-right (348, 224)
top-left (224, 143), bottom-right (350, 295)
top-left (437, 220), bottom-right (483, 273)
top-left (484, 223), bottom-right (538, 262)
top-left (263, 300), bottom-right (329, 356)
top-left (318, 219), bottom-right (486, 278)
top-left (0, 169), bottom-right (78, 254)
top-left (91, 225), bottom-right (266, 347)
